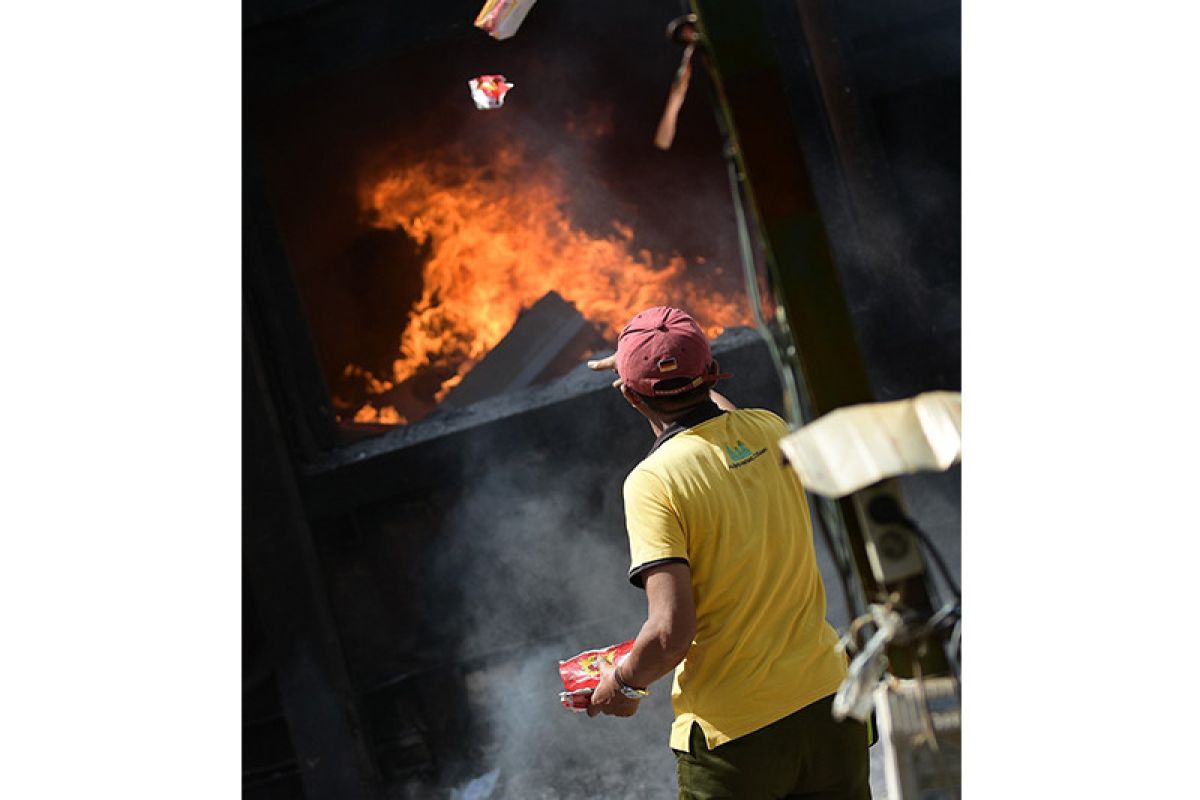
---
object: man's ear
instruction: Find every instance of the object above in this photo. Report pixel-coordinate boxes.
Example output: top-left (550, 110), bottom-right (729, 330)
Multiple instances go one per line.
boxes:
top-left (620, 384), bottom-right (643, 410)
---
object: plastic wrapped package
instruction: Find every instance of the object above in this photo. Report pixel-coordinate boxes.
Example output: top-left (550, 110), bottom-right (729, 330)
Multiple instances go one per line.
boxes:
top-left (557, 639), bottom-right (635, 712)
top-left (468, 74), bottom-right (514, 110)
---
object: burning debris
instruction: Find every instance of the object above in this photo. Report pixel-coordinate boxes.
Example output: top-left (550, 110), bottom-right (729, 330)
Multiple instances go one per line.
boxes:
top-left (440, 291), bottom-right (606, 409)
top-left (337, 144), bottom-right (751, 427)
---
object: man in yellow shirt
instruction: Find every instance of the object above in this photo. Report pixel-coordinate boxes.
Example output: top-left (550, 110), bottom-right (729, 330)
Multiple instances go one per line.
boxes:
top-left (585, 306), bottom-right (870, 799)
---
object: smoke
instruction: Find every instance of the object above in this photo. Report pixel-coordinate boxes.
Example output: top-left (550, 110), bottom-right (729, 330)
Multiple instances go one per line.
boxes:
top-left (418, 434), bottom-right (680, 798)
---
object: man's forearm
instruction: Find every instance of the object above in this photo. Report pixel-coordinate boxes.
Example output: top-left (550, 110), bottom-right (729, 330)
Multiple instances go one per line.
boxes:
top-left (587, 565), bottom-right (693, 716)
top-left (618, 617), bottom-right (691, 689)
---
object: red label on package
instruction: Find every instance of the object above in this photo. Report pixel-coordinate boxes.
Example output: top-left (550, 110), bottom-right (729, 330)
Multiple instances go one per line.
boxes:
top-left (559, 640), bottom-right (635, 691)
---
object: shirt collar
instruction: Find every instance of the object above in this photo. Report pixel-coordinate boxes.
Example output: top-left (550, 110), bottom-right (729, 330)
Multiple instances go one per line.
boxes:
top-left (648, 400), bottom-right (726, 455)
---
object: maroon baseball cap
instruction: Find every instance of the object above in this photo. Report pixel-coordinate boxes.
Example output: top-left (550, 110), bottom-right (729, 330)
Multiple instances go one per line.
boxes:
top-left (615, 306), bottom-right (730, 396)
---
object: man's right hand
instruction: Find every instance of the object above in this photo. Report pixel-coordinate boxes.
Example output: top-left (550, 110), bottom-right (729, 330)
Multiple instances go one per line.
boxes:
top-left (586, 659), bottom-right (641, 718)
top-left (586, 353), bottom-right (624, 389)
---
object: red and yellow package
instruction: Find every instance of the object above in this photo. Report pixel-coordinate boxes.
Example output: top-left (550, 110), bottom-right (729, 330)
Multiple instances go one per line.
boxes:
top-left (468, 74), bottom-right (514, 110)
top-left (558, 688), bottom-right (594, 712)
top-left (557, 639), bottom-right (634, 712)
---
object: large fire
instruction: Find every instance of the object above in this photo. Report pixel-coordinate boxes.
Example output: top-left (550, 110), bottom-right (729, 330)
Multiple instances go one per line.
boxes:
top-left (343, 144), bottom-right (750, 425)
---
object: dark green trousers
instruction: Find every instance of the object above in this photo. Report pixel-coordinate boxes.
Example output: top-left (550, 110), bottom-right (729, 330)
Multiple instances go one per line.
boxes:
top-left (673, 695), bottom-right (871, 800)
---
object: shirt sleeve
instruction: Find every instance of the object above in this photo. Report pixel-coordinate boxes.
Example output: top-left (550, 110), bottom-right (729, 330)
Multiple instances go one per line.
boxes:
top-left (623, 467), bottom-right (688, 588)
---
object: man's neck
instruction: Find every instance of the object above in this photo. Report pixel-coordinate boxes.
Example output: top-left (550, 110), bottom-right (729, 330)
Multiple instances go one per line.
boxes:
top-left (646, 406), bottom-right (693, 437)
top-left (647, 399), bottom-right (722, 438)
top-left (644, 399), bottom-right (727, 455)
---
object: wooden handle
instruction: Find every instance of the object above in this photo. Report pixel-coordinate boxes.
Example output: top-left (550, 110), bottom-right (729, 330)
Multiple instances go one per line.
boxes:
top-left (654, 45), bottom-right (695, 150)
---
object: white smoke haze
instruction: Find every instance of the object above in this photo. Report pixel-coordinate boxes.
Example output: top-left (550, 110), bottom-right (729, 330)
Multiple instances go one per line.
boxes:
top-left (414, 433), bottom-right (914, 800)
top-left (418, 441), bottom-right (681, 798)
top-left (463, 647), bottom-right (678, 799)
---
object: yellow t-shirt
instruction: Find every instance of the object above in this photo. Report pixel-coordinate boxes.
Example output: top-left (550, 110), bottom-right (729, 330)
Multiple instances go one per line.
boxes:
top-left (623, 406), bottom-right (848, 752)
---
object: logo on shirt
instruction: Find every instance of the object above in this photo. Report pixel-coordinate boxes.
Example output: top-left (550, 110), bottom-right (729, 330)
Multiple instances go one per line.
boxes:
top-left (723, 439), bottom-right (768, 469)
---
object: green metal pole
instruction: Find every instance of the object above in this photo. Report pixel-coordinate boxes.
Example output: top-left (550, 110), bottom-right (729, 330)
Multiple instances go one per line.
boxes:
top-left (690, 0), bottom-right (950, 678)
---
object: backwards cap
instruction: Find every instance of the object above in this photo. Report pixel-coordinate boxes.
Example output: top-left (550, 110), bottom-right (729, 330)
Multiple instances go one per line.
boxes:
top-left (615, 306), bottom-right (730, 396)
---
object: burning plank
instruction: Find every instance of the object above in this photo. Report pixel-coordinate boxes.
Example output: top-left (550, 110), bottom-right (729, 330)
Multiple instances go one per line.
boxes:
top-left (440, 291), bottom-right (605, 409)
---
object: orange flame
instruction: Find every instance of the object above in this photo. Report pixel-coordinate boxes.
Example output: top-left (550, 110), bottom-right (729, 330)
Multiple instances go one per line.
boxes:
top-left (352, 403), bottom-right (406, 425)
top-left (351, 144), bottom-right (750, 421)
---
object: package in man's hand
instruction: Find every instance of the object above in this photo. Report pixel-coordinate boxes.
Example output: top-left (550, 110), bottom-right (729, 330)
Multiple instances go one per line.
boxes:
top-left (557, 639), bottom-right (635, 712)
